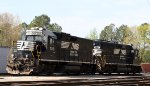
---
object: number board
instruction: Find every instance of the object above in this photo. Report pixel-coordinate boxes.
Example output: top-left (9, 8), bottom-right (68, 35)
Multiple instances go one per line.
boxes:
top-left (26, 30), bottom-right (42, 35)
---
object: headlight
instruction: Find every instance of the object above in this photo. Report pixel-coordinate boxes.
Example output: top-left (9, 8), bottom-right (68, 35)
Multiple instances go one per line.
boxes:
top-left (11, 54), bottom-right (14, 58)
top-left (26, 54), bottom-right (29, 58)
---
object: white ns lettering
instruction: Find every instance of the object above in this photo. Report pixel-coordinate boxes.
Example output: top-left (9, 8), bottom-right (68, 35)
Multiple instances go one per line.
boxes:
top-left (72, 43), bottom-right (79, 50)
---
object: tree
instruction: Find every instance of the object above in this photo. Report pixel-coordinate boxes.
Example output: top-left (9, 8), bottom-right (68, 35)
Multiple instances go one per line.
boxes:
top-left (122, 27), bottom-right (134, 44)
top-left (137, 23), bottom-right (150, 62)
top-left (0, 13), bottom-right (21, 46)
top-left (29, 14), bottom-right (62, 32)
top-left (21, 22), bottom-right (28, 30)
top-left (100, 24), bottom-right (116, 41)
top-left (123, 26), bottom-right (140, 48)
top-left (86, 28), bottom-right (98, 40)
top-left (29, 14), bottom-right (50, 28)
top-left (115, 25), bottom-right (128, 43)
top-left (143, 50), bottom-right (150, 63)
top-left (49, 23), bottom-right (62, 32)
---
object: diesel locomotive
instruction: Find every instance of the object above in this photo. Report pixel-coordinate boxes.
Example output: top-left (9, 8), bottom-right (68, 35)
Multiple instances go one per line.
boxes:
top-left (6, 27), bottom-right (141, 75)
top-left (94, 40), bottom-right (141, 74)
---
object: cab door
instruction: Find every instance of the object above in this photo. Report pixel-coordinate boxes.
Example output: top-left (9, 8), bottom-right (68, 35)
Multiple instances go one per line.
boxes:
top-left (47, 36), bottom-right (56, 59)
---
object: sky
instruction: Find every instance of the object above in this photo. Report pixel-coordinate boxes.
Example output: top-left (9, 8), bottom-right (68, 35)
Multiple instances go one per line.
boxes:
top-left (0, 0), bottom-right (150, 38)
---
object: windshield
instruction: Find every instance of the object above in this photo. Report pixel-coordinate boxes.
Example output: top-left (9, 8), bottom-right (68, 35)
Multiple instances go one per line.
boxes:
top-left (25, 35), bottom-right (42, 41)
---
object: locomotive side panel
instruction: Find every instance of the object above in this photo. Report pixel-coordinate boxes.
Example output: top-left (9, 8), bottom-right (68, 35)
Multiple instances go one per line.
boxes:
top-left (95, 41), bottom-right (137, 65)
top-left (77, 38), bottom-right (93, 63)
top-left (100, 42), bottom-right (122, 64)
top-left (41, 32), bottom-right (93, 63)
top-left (59, 35), bottom-right (93, 63)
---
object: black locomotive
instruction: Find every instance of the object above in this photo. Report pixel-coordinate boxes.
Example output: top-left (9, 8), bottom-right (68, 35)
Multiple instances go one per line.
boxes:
top-left (94, 40), bottom-right (141, 74)
top-left (6, 27), bottom-right (141, 75)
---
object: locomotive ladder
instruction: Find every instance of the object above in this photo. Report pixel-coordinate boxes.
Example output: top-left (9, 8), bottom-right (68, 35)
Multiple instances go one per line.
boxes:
top-left (95, 55), bottom-right (106, 72)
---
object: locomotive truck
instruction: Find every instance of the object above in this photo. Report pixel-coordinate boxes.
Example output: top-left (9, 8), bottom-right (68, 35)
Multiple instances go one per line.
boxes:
top-left (6, 27), bottom-right (141, 75)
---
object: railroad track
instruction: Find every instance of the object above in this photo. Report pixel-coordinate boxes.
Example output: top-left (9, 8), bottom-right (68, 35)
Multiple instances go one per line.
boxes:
top-left (0, 75), bottom-right (150, 86)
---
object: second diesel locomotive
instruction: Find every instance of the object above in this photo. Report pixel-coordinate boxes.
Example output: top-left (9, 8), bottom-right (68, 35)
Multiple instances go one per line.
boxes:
top-left (6, 27), bottom-right (141, 75)
top-left (94, 40), bottom-right (141, 74)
